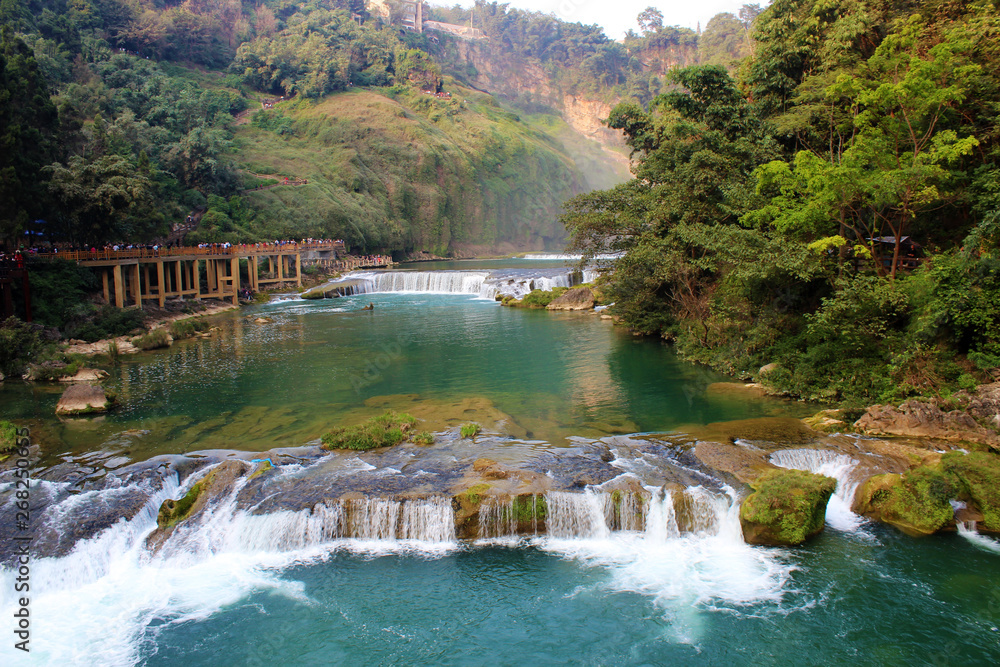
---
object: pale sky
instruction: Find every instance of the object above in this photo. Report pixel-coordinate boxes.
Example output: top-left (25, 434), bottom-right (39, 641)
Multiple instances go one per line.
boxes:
top-left (438, 1), bottom-right (768, 39)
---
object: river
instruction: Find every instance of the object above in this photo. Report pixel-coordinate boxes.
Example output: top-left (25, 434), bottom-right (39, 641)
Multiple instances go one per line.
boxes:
top-left (1, 259), bottom-right (998, 665)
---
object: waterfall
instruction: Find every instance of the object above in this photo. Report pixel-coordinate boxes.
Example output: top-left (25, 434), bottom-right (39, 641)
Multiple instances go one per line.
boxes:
top-left (769, 449), bottom-right (864, 532)
top-left (543, 487), bottom-right (728, 541)
top-left (331, 268), bottom-right (585, 299)
top-left (165, 493), bottom-right (457, 555)
top-left (347, 270), bottom-right (489, 295)
top-left (957, 521), bottom-right (1000, 554)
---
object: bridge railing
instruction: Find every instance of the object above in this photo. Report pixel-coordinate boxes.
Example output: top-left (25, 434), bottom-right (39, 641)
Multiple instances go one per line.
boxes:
top-left (36, 242), bottom-right (346, 263)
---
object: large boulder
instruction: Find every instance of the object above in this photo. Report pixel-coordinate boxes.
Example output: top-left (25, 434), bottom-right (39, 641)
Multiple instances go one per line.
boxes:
top-left (855, 470), bottom-right (953, 536)
top-left (740, 468), bottom-right (836, 546)
top-left (854, 399), bottom-right (1000, 447)
top-left (546, 287), bottom-right (595, 311)
top-left (55, 384), bottom-right (112, 416)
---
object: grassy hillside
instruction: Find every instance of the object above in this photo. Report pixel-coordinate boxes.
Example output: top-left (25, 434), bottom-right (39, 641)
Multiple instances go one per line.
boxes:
top-left (229, 80), bottom-right (616, 253)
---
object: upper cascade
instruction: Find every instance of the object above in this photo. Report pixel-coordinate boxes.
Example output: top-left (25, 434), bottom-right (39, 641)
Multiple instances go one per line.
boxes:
top-left (329, 268), bottom-right (586, 299)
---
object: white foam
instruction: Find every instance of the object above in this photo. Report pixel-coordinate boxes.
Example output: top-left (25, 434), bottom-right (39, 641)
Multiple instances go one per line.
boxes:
top-left (536, 487), bottom-right (792, 641)
top-left (958, 522), bottom-right (1000, 555)
top-left (0, 471), bottom-right (456, 665)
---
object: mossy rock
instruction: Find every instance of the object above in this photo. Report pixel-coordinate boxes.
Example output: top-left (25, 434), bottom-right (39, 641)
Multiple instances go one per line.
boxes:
top-left (740, 468), bottom-right (836, 546)
top-left (942, 451), bottom-right (1000, 532)
top-left (321, 410), bottom-right (417, 451)
top-left (157, 474), bottom-right (212, 529)
top-left (855, 468), bottom-right (955, 536)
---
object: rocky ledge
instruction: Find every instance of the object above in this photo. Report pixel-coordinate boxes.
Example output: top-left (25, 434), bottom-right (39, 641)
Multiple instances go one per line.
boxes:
top-left (854, 382), bottom-right (1000, 449)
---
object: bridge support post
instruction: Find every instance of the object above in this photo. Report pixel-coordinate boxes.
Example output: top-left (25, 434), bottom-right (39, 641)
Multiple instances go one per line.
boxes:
top-left (113, 265), bottom-right (124, 308)
top-left (132, 264), bottom-right (142, 307)
top-left (102, 270), bottom-right (110, 304)
top-left (296, 253), bottom-right (302, 287)
top-left (231, 257), bottom-right (240, 305)
top-left (156, 260), bottom-right (166, 307)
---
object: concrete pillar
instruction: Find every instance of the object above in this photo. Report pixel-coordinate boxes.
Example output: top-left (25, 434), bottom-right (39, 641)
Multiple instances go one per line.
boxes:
top-left (113, 265), bottom-right (124, 308)
top-left (278, 254), bottom-right (284, 282)
top-left (296, 253), bottom-right (302, 287)
top-left (102, 270), bottom-right (110, 304)
top-left (231, 257), bottom-right (240, 305)
top-left (251, 256), bottom-right (258, 292)
top-left (194, 261), bottom-right (201, 299)
top-left (174, 261), bottom-right (182, 296)
top-left (156, 260), bottom-right (166, 307)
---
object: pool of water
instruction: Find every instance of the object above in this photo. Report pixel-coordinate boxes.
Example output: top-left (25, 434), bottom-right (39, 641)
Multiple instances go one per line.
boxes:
top-left (2, 289), bottom-right (806, 466)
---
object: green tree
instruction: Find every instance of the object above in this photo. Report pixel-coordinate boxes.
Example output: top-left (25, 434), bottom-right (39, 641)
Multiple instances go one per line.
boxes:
top-left (0, 26), bottom-right (59, 248)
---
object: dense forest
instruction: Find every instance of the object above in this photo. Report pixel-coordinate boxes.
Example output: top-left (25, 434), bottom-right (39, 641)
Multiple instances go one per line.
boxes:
top-left (0, 0), bottom-right (630, 253)
top-left (564, 0), bottom-right (1000, 406)
top-left (0, 0), bottom-right (766, 254)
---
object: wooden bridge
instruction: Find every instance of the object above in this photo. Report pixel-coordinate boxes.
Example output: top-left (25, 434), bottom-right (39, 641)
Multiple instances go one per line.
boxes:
top-left (41, 242), bottom-right (391, 308)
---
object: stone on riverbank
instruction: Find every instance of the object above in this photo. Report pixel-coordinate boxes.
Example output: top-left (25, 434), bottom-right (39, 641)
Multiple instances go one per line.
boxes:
top-left (546, 287), bottom-right (594, 311)
top-left (740, 468), bottom-right (836, 546)
top-left (854, 392), bottom-right (1000, 449)
top-left (55, 384), bottom-right (112, 416)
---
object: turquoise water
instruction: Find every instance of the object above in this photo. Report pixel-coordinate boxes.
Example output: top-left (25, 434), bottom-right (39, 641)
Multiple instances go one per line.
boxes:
top-left (2, 263), bottom-right (999, 666)
top-left (143, 529), bottom-right (1000, 666)
top-left (2, 289), bottom-right (805, 464)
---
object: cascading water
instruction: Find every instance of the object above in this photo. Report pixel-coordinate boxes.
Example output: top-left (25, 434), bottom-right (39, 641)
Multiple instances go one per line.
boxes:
top-left (314, 267), bottom-right (587, 300)
top-left (769, 449), bottom-right (865, 532)
top-left (957, 521), bottom-right (1000, 554)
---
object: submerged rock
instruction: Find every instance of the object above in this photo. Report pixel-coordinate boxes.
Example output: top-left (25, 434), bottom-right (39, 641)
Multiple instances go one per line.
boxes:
top-left (546, 287), bottom-right (594, 311)
top-left (55, 384), bottom-right (112, 416)
top-left (740, 468), bottom-right (836, 546)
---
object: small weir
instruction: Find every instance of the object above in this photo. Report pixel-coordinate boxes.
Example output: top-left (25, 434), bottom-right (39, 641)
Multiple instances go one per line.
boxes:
top-left (312, 267), bottom-right (587, 299)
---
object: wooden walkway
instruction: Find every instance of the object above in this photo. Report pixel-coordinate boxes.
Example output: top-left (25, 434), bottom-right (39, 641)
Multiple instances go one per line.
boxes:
top-left (38, 242), bottom-right (391, 308)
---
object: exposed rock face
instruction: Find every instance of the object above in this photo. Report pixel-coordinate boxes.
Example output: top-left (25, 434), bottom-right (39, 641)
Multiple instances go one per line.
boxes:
top-left (301, 278), bottom-right (368, 300)
top-left (546, 287), bottom-right (595, 311)
top-left (855, 393), bottom-right (1000, 448)
top-left (740, 468), bottom-right (836, 546)
top-left (60, 368), bottom-right (110, 383)
top-left (55, 384), bottom-right (112, 416)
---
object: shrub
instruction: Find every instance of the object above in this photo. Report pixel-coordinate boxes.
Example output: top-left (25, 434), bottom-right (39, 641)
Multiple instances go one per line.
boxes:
top-left (413, 431), bottom-right (435, 446)
top-left (66, 306), bottom-right (146, 342)
top-left (0, 317), bottom-right (43, 376)
top-left (321, 411), bottom-right (418, 451)
top-left (132, 329), bottom-right (171, 350)
top-left (460, 423), bottom-right (482, 438)
top-left (169, 318), bottom-right (210, 340)
top-left (0, 421), bottom-right (19, 453)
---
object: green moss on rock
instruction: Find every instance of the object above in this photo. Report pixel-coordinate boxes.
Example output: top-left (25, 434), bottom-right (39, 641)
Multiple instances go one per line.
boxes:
top-left (157, 474), bottom-right (212, 529)
top-left (942, 451), bottom-right (1000, 531)
top-left (0, 420), bottom-right (19, 453)
top-left (856, 468), bottom-right (956, 536)
top-left (740, 468), bottom-right (836, 546)
top-left (321, 410), bottom-right (417, 450)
